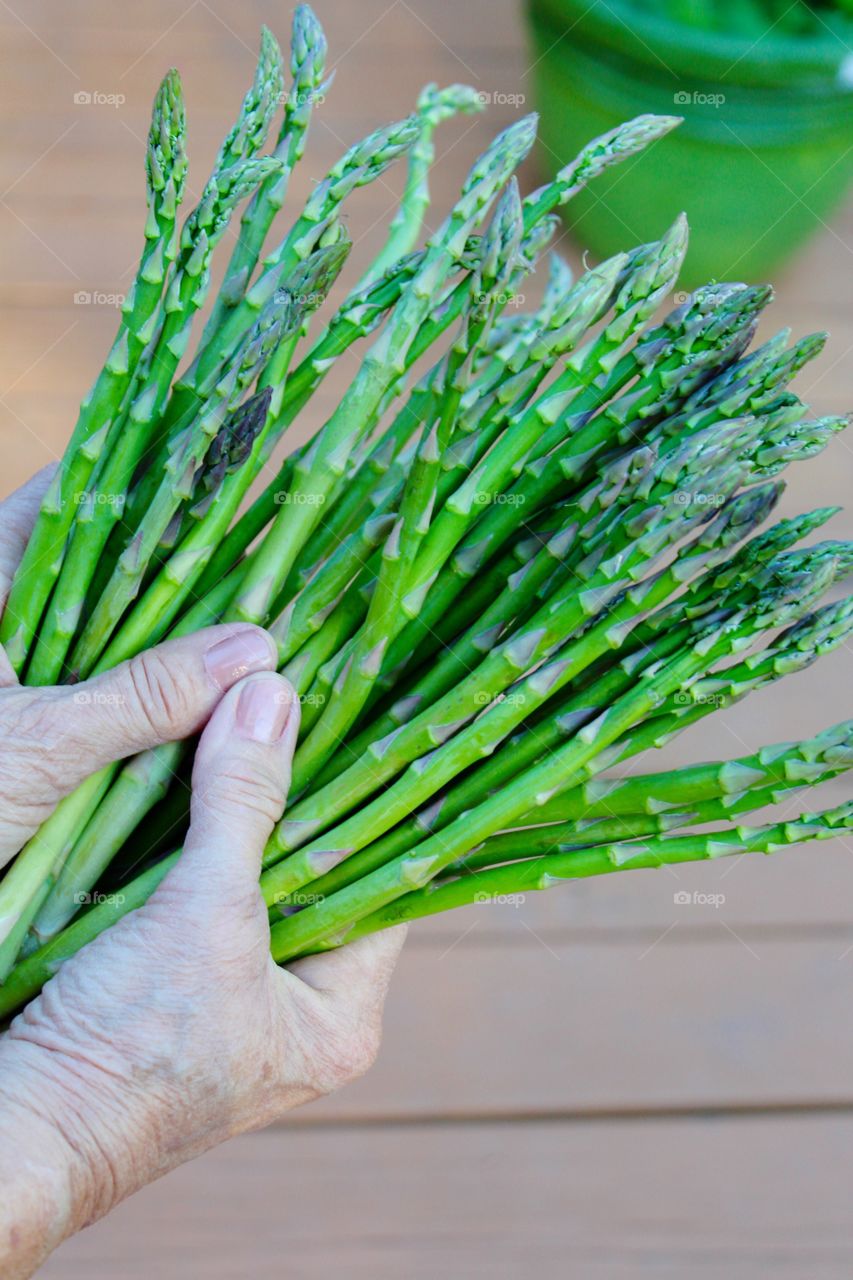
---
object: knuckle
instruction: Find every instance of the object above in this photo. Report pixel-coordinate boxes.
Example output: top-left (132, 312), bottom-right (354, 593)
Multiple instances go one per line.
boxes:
top-left (194, 761), bottom-right (285, 828)
top-left (122, 650), bottom-right (191, 738)
top-left (0, 691), bottom-right (81, 797)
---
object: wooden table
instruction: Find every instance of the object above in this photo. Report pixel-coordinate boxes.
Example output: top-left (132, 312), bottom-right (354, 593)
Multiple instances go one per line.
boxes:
top-left (1, 1), bottom-right (852, 1276)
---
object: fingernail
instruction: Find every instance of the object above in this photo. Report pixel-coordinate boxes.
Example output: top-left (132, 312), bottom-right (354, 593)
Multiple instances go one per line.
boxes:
top-left (236, 678), bottom-right (292, 743)
top-left (204, 629), bottom-right (276, 691)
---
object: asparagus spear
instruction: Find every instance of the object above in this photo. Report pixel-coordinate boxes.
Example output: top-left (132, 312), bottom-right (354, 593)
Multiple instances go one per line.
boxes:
top-left (265, 564), bottom-right (837, 961)
top-left (205, 8), bottom-right (326, 332)
top-left (359, 82), bottom-right (483, 286)
top-left (334, 804), bottom-right (853, 946)
top-left (25, 154), bottom-right (282, 685)
top-left (66, 302), bottom-right (291, 679)
top-left (214, 26), bottom-right (284, 171)
top-left (270, 594), bottom-right (853, 907)
top-left (228, 115), bottom-right (538, 631)
top-left (86, 245), bottom-right (352, 671)
top-left (5, 47), bottom-right (851, 1008)
top-left (288, 180), bottom-right (526, 783)
top-left (0, 72), bottom-right (188, 674)
top-left (521, 114), bottom-right (682, 231)
top-left (170, 116), bottom-right (420, 425)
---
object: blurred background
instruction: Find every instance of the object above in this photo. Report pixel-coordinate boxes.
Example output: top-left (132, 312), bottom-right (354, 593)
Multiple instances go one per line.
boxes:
top-left (1, 1), bottom-right (852, 1276)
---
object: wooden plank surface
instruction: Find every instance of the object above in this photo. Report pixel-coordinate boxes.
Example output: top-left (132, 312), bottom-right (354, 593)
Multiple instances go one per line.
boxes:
top-left (39, 1114), bottom-right (853, 1280)
top-left (301, 930), bottom-right (853, 1122)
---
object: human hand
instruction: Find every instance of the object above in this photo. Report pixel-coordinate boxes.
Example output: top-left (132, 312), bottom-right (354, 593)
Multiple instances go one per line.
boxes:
top-left (0, 470), bottom-right (406, 1279)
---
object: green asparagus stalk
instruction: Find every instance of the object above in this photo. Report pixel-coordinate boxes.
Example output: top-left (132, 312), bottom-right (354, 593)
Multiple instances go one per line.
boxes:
top-left (170, 116), bottom-right (420, 426)
top-left (265, 564), bottom-right (836, 960)
top-left (67, 312), bottom-right (289, 679)
top-left (213, 27), bottom-right (284, 173)
top-left (205, 8), bottom-right (326, 332)
top-left (333, 803), bottom-right (853, 946)
top-left (521, 114), bottom-right (682, 231)
top-left (4, 40), bottom-right (852, 1012)
top-left (359, 82), bottom-right (483, 286)
top-left (290, 593), bottom-right (853, 907)
top-left (24, 154), bottom-right (282, 686)
top-left (0, 72), bottom-right (188, 675)
top-left (228, 116), bottom-right (538, 631)
top-left (287, 180), bottom-right (526, 784)
top-left (86, 245), bottom-right (352, 672)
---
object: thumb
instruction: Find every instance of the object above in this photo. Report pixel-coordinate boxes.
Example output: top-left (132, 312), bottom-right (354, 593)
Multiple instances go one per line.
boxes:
top-left (167, 671), bottom-right (300, 902)
top-left (47, 624), bottom-right (278, 777)
top-left (0, 624), bottom-right (279, 867)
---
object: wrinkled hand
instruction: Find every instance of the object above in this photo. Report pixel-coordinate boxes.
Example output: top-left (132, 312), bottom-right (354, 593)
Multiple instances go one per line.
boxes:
top-left (0, 470), bottom-right (406, 1280)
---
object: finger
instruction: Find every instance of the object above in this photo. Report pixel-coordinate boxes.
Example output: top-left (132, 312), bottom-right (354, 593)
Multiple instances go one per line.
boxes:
top-left (0, 465), bottom-right (57, 604)
top-left (287, 925), bottom-right (408, 1005)
top-left (28, 624), bottom-right (278, 790)
top-left (279, 927), bottom-right (407, 1080)
top-left (167, 671), bottom-right (300, 900)
top-left (0, 466), bottom-right (57, 684)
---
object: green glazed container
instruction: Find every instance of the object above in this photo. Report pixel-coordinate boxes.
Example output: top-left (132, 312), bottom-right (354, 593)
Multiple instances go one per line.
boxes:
top-left (524, 0), bottom-right (853, 284)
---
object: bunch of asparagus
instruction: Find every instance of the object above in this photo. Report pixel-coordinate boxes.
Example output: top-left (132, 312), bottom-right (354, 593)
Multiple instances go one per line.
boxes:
top-left (0, 8), bottom-right (851, 1018)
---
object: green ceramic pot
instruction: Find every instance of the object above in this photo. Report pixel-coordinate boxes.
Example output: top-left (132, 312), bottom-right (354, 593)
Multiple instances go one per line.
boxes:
top-left (524, 0), bottom-right (853, 284)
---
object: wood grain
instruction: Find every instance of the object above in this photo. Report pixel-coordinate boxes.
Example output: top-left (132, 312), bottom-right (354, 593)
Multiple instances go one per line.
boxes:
top-left (39, 1115), bottom-right (853, 1280)
top-left (299, 930), bottom-right (853, 1122)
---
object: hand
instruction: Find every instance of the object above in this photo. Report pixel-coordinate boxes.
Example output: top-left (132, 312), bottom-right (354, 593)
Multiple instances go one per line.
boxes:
top-left (0, 471), bottom-right (406, 1279)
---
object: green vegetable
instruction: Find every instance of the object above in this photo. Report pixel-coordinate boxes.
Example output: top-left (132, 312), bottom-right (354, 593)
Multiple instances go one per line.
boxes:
top-left (0, 11), bottom-right (850, 1016)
